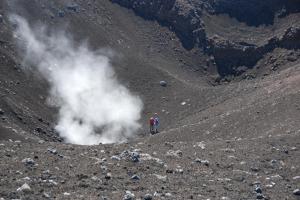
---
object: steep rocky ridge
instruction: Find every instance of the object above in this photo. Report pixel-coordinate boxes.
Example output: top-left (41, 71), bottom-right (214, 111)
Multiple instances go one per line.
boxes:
top-left (111, 0), bottom-right (300, 78)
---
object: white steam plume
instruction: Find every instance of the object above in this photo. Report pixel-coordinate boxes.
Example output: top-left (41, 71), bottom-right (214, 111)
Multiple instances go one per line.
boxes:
top-left (11, 15), bottom-right (143, 145)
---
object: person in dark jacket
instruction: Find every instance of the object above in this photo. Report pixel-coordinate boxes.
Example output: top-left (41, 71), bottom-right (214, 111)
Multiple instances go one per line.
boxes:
top-left (149, 117), bottom-right (154, 134)
top-left (154, 113), bottom-right (159, 133)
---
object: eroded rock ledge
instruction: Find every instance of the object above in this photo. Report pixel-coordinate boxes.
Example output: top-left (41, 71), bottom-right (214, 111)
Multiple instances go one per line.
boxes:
top-left (111, 0), bottom-right (300, 77)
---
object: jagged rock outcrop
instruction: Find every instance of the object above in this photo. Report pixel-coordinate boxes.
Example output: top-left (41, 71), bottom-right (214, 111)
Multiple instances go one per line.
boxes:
top-left (208, 25), bottom-right (300, 76)
top-left (210, 0), bottom-right (300, 26)
top-left (111, 0), bottom-right (300, 78)
top-left (110, 0), bottom-right (206, 49)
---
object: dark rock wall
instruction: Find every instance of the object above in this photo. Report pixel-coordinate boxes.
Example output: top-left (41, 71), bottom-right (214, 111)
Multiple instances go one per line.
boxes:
top-left (111, 0), bottom-right (206, 49)
top-left (211, 0), bottom-right (300, 26)
top-left (111, 0), bottom-right (300, 77)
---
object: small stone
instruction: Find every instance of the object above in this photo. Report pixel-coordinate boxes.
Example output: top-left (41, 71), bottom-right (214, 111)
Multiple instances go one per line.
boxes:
top-left (49, 180), bottom-right (58, 186)
top-left (202, 160), bottom-right (210, 166)
top-left (255, 186), bottom-right (262, 194)
top-left (251, 167), bottom-right (260, 172)
top-left (79, 181), bottom-right (89, 188)
top-left (91, 176), bottom-right (101, 182)
top-left (123, 190), bottom-right (135, 200)
top-left (47, 148), bottom-right (57, 155)
top-left (175, 168), bottom-right (184, 174)
top-left (17, 183), bottom-right (31, 193)
top-left (293, 189), bottom-right (300, 196)
top-left (22, 158), bottom-right (35, 166)
top-left (43, 192), bottom-right (50, 198)
top-left (256, 193), bottom-right (264, 199)
top-left (291, 147), bottom-right (297, 151)
top-left (77, 174), bottom-right (88, 180)
top-left (252, 181), bottom-right (261, 186)
top-left (293, 176), bottom-right (300, 180)
top-left (64, 192), bottom-right (71, 196)
top-left (58, 10), bottom-right (65, 17)
top-left (105, 173), bottom-right (112, 180)
top-left (0, 109), bottom-right (4, 115)
top-left (159, 81), bottom-right (167, 87)
top-left (270, 159), bottom-right (277, 164)
top-left (38, 140), bottom-right (45, 144)
top-left (131, 175), bottom-right (140, 180)
top-left (22, 177), bottom-right (31, 181)
top-left (221, 197), bottom-right (230, 200)
top-left (130, 151), bottom-right (140, 162)
top-left (154, 174), bottom-right (167, 182)
top-left (265, 182), bottom-right (276, 188)
top-left (165, 193), bottom-right (172, 197)
top-left (197, 141), bottom-right (206, 149)
top-left (166, 150), bottom-right (182, 158)
top-left (144, 193), bottom-right (153, 200)
top-left (111, 155), bottom-right (121, 161)
top-left (66, 3), bottom-right (80, 12)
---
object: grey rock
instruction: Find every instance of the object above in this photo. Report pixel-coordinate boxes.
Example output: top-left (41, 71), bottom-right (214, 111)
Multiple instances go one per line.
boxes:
top-left (153, 174), bottom-right (167, 182)
top-left (130, 151), bottom-right (140, 162)
top-left (194, 158), bottom-right (209, 166)
top-left (159, 80), bottom-right (167, 87)
top-left (77, 174), bottom-right (88, 180)
top-left (66, 3), bottom-right (80, 12)
top-left (270, 159), bottom-right (277, 164)
top-left (293, 176), bottom-right (300, 180)
top-left (123, 190), bottom-right (135, 200)
top-left (252, 181), bottom-right (261, 186)
top-left (47, 147), bottom-right (57, 155)
top-left (293, 189), bottom-right (300, 196)
top-left (111, 155), bottom-right (121, 161)
top-left (166, 150), bottom-right (183, 158)
top-left (63, 192), bottom-right (71, 196)
top-left (131, 175), bottom-right (140, 180)
top-left (256, 193), bottom-right (264, 199)
top-left (121, 150), bottom-right (140, 162)
top-left (49, 180), bottom-right (58, 186)
top-left (58, 10), bottom-right (65, 17)
top-left (202, 160), bottom-right (210, 166)
top-left (105, 173), bottom-right (112, 180)
top-left (144, 193), bottom-right (153, 200)
top-left (0, 108), bottom-right (4, 115)
top-left (175, 168), bottom-right (184, 174)
top-left (255, 186), bottom-right (262, 193)
top-left (17, 183), bottom-right (31, 193)
top-left (22, 158), bottom-right (35, 166)
top-left (58, 154), bottom-right (64, 158)
top-left (38, 140), bottom-right (45, 144)
top-left (43, 192), bottom-right (51, 198)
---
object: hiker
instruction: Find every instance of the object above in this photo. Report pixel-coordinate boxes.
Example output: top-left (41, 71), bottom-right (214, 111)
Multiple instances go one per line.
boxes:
top-left (149, 117), bottom-right (154, 134)
top-left (154, 113), bottom-right (159, 133)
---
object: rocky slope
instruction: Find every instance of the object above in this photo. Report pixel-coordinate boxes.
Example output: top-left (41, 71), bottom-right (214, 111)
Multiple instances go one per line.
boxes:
top-left (0, 0), bottom-right (299, 199)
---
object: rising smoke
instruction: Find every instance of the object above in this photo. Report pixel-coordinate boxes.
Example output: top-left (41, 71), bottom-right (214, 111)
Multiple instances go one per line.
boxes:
top-left (10, 15), bottom-right (143, 145)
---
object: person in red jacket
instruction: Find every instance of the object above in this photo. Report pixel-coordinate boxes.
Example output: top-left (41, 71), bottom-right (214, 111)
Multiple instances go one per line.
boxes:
top-left (149, 117), bottom-right (154, 134)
